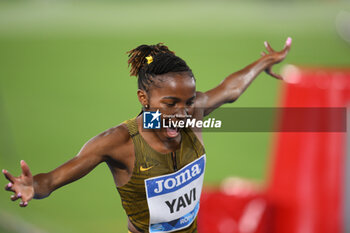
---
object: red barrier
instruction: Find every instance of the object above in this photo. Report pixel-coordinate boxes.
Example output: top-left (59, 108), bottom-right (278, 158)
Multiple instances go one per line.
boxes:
top-left (268, 66), bottom-right (350, 233)
top-left (198, 178), bottom-right (268, 233)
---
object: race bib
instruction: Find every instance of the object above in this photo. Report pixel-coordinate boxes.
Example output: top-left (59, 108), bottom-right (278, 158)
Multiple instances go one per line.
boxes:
top-left (145, 155), bottom-right (206, 233)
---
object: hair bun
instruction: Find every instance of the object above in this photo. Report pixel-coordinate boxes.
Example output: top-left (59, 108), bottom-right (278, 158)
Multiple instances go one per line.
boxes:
top-left (127, 43), bottom-right (174, 76)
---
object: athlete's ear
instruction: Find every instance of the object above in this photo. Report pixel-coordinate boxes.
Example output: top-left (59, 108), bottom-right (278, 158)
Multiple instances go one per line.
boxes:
top-left (137, 89), bottom-right (149, 108)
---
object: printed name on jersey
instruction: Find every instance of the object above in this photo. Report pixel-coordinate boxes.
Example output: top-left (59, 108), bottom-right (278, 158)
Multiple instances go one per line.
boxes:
top-left (165, 188), bottom-right (196, 214)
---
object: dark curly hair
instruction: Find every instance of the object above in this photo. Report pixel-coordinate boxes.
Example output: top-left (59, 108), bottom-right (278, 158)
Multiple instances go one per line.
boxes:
top-left (127, 43), bottom-right (194, 92)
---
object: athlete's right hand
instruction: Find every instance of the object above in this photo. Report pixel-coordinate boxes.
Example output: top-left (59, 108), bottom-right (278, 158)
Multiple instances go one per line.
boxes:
top-left (2, 160), bottom-right (34, 207)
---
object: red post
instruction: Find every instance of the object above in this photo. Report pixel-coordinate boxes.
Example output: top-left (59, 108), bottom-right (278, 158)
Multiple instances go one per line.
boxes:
top-left (268, 66), bottom-right (350, 233)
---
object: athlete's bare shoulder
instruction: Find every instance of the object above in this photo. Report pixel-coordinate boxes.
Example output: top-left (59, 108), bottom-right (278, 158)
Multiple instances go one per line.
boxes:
top-left (92, 122), bottom-right (132, 154)
top-left (90, 122), bottom-right (135, 186)
top-left (95, 123), bottom-right (131, 145)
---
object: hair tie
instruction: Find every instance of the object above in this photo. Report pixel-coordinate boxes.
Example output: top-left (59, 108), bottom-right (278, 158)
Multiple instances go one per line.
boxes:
top-left (145, 56), bottom-right (153, 64)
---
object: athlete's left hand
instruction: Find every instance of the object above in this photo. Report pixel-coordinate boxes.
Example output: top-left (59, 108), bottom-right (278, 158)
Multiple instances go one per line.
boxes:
top-left (260, 37), bottom-right (292, 80)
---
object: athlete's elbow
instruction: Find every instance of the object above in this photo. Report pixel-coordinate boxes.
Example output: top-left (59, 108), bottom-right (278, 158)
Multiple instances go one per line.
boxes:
top-left (224, 88), bottom-right (241, 103)
top-left (226, 96), bottom-right (238, 103)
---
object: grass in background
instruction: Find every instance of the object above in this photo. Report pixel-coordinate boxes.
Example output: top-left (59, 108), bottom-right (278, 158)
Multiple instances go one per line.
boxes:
top-left (0, 1), bottom-right (349, 232)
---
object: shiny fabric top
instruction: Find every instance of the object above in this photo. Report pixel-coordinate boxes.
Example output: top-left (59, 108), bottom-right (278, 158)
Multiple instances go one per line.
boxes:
top-left (117, 117), bottom-right (205, 233)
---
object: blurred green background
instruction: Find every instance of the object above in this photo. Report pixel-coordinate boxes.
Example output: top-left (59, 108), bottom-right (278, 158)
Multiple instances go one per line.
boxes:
top-left (0, 0), bottom-right (349, 232)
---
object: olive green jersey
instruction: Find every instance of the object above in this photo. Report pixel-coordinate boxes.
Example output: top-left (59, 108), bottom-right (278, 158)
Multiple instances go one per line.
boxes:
top-left (117, 117), bottom-right (205, 233)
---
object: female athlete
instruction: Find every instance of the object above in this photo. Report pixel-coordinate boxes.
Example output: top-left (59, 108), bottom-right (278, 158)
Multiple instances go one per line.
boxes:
top-left (3, 38), bottom-right (291, 233)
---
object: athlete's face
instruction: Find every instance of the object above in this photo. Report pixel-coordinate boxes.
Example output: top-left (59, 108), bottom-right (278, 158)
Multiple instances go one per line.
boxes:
top-left (140, 71), bottom-right (196, 140)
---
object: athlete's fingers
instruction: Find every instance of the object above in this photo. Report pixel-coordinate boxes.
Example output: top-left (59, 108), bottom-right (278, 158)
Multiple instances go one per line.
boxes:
top-left (4, 182), bottom-right (15, 192)
top-left (19, 200), bottom-right (28, 207)
top-left (19, 191), bottom-right (33, 204)
top-left (2, 169), bottom-right (16, 183)
top-left (261, 51), bottom-right (267, 57)
top-left (264, 41), bottom-right (275, 53)
top-left (11, 192), bottom-right (22, 201)
top-left (272, 73), bottom-right (283, 80)
top-left (20, 160), bottom-right (32, 178)
top-left (266, 68), bottom-right (283, 80)
top-left (283, 37), bottom-right (292, 53)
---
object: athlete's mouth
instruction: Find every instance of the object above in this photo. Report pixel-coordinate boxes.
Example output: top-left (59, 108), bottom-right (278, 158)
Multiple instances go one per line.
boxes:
top-left (166, 126), bottom-right (180, 138)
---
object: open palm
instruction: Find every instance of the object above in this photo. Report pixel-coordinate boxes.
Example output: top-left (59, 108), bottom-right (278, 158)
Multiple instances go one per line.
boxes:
top-left (3, 160), bottom-right (34, 207)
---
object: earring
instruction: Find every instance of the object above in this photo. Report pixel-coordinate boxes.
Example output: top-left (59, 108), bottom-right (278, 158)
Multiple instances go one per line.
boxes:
top-left (145, 104), bottom-right (149, 109)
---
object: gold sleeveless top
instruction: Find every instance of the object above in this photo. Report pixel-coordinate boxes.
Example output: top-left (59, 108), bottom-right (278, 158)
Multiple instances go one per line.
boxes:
top-left (117, 117), bottom-right (205, 233)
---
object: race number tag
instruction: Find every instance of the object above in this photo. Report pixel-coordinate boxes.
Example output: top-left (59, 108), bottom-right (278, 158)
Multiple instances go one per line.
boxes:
top-left (145, 155), bottom-right (206, 233)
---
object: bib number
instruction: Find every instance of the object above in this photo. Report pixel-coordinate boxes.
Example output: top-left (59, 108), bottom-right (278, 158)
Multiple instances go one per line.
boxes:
top-left (145, 155), bottom-right (206, 233)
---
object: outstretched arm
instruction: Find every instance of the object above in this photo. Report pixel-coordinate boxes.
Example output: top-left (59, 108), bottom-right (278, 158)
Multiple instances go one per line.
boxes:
top-left (2, 127), bottom-right (125, 207)
top-left (196, 37), bottom-right (292, 116)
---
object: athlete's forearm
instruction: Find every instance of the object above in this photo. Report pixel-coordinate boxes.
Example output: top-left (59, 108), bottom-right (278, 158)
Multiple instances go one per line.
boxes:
top-left (221, 55), bottom-right (273, 103)
top-left (200, 55), bottom-right (277, 116)
top-left (32, 154), bottom-right (103, 199)
top-left (33, 159), bottom-right (102, 199)
top-left (201, 39), bottom-right (290, 116)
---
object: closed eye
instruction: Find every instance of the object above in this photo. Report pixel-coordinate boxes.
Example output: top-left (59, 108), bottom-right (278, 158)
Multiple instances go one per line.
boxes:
top-left (186, 96), bottom-right (195, 106)
top-left (186, 100), bottom-right (194, 106)
top-left (165, 103), bottom-right (176, 107)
